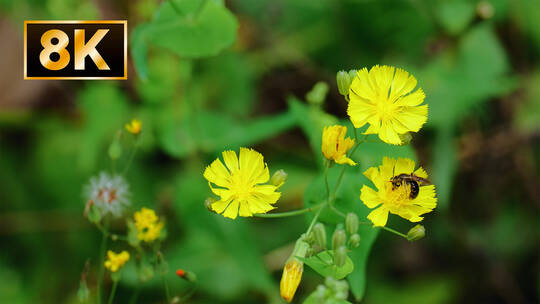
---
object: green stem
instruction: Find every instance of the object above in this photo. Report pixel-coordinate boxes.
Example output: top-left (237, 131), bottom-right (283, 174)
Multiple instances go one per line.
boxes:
top-left (329, 205), bottom-right (346, 218)
top-left (254, 203), bottom-right (324, 218)
top-left (107, 280), bottom-right (118, 304)
top-left (97, 224), bottom-right (108, 304)
top-left (331, 166), bottom-right (347, 199)
top-left (123, 137), bottom-right (140, 175)
top-left (306, 205), bottom-right (325, 235)
top-left (380, 226), bottom-right (408, 239)
top-left (324, 165), bottom-right (330, 198)
top-left (128, 287), bottom-right (140, 304)
top-left (161, 273), bottom-right (171, 303)
top-left (168, 0), bottom-right (182, 15)
top-left (179, 285), bottom-right (198, 302)
top-left (156, 251), bottom-right (171, 303)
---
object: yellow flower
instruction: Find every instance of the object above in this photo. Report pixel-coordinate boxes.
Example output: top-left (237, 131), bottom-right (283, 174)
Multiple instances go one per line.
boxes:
top-left (280, 237), bottom-right (308, 303)
top-left (104, 250), bottom-right (130, 272)
top-left (360, 157), bottom-right (437, 227)
top-left (280, 258), bottom-right (303, 303)
top-left (134, 207), bottom-right (164, 242)
top-left (125, 118), bottom-right (142, 135)
top-left (321, 125), bottom-right (356, 166)
top-left (347, 65), bottom-right (427, 145)
top-left (203, 148), bottom-right (281, 219)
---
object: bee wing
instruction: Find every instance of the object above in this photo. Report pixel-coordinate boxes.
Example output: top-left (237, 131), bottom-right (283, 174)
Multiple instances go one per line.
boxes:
top-left (417, 177), bottom-right (431, 185)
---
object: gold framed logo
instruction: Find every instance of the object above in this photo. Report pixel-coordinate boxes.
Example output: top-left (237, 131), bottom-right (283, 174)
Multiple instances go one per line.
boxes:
top-left (24, 20), bottom-right (127, 80)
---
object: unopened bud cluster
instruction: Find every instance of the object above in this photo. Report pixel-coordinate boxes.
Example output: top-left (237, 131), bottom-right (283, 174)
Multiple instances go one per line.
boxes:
top-left (336, 70), bottom-right (358, 97)
top-left (310, 277), bottom-right (349, 302)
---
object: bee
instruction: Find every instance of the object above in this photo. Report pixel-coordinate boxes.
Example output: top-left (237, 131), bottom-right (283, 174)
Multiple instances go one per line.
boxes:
top-left (390, 173), bottom-right (431, 199)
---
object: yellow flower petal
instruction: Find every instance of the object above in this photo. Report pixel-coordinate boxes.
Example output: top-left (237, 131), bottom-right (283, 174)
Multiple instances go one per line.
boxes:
top-left (394, 158), bottom-right (416, 175)
top-left (367, 206), bottom-right (389, 227)
top-left (222, 200), bottom-right (240, 219)
top-left (321, 125), bottom-right (356, 166)
top-left (203, 148), bottom-right (281, 219)
top-left (360, 185), bottom-right (381, 208)
top-left (222, 150), bottom-right (239, 173)
top-left (361, 157), bottom-right (437, 227)
top-left (347, 65), bottom-right (428, 145)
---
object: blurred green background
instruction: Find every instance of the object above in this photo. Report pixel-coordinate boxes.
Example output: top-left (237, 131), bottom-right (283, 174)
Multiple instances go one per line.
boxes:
top-left (0, 0), bottom-right (538, 303)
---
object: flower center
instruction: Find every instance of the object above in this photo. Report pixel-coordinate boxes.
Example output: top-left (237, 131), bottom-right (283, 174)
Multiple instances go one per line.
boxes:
top-left (376, 97), bottom-right (398, 120)
top-left (384, 181), bottom-right (410, 207)
top-left (229, 172), bottom-right (255, 201)
top-left (97, 188), bottom-right (117, 204)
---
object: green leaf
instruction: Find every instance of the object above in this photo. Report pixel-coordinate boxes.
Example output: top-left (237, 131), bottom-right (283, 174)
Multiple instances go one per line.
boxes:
top-left (436, 0), bottom-right (475, 35)
top-left (131, 0), bottom-right (238, 78)
top-left (287, 97), bottom-right (338, 168)
top-left (196, 110), bottom-right (297, 153)
top-left (130, 24), bottom-right (150, 81)
top-left (87, 204), bottom-right (101, 224)
top-left (299, 250), bottom-right (353, 280)
top-left (347, 223), bottom-right (379, 302)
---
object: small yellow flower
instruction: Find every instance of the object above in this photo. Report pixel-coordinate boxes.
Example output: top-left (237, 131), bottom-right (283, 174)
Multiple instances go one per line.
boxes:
top-left (360, 157), bottom-right (437, 227)
top-left (134, 207), bottom-right (164, 242)
top-left (321, 125), bottom-right (356, 166)
top-left (347, 65), bottom-right (427, 145)
top-left (280, 238), bottom-right (308, 303)
top-left (104, 250), bottom-right (130, 272)
top-left (125, 119), bottom-right (142, 135)
top-left (203, 148), bottom-right (281, 219)
top-left (280, 258), bottom-right (303, 303)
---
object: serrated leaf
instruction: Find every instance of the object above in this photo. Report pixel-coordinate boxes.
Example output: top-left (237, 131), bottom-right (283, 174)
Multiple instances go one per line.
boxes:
top-left (298, 250), bottom-right (354, 280)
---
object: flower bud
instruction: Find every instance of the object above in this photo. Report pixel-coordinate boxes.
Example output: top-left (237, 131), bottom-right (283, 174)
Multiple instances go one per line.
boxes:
top-left (397, 132), bottom-right (413, 146)
top-left (334, 246), bottom-right (347, 267)
top-left (345, 212), bottom-right (359, 235)
top-left (205, 197), bottom-right (216, 212)
top-left (477, 0), bottom-right (494, 19)
top-left (176, 269), bottom-right (197, 282)
top-left (270, 169), bottom-right (287, 188)
top-left (348, 233), bottom-right (361, 248)
top-left (333, 279), bottom-right (349, 300)
top-left (125, 118), bottom-right (142, 135)
top-left (336, 71), bottom-right (351, 96)
top-left (280, 238), bottom-right (309, 303)
top-left (314, 284), bottom-right (327, 300)
top-left (108, 139), bottom-right (122, 160)
top-left (306, 81), bottom-right (329, 105)
top-left (348, 69), bottom-right (357, 81)
top-left (77, 279), bottom-right (89, 302)
top-left (332, 227), bottom-right (346, 250)
top-left (407, 224), bottom-right (425, 241)
top-left (313, 223), bottom-right (327, 253)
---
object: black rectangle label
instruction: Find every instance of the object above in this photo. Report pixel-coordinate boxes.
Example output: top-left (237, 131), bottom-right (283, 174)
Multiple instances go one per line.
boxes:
top-left (24, 21), bottom-right (127, 79)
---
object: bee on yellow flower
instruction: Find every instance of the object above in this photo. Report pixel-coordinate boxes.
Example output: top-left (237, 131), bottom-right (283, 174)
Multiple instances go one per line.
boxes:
top-left (104, 250), bottom-right (130, 272)
top-left (133, 207), bottom-right (164, 242)
top-left (321, 125), bottom-right (356, 166)
top-left (360, 157), bottom-right (437, 227)
top-left (125, 119), bottom-right (142, 135)
top-left (203, 148), bottom-right (282, 219)
top-left (347, 65), bottom-right (427, 145)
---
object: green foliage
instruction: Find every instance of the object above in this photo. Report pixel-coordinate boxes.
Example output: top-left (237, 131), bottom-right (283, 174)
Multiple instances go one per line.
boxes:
top-left (298, 250), bottom-right (354, 280)
top-left (131, 0), bottom-right (238, 79)
top-left (0, 0), bottom-right (537, 303)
